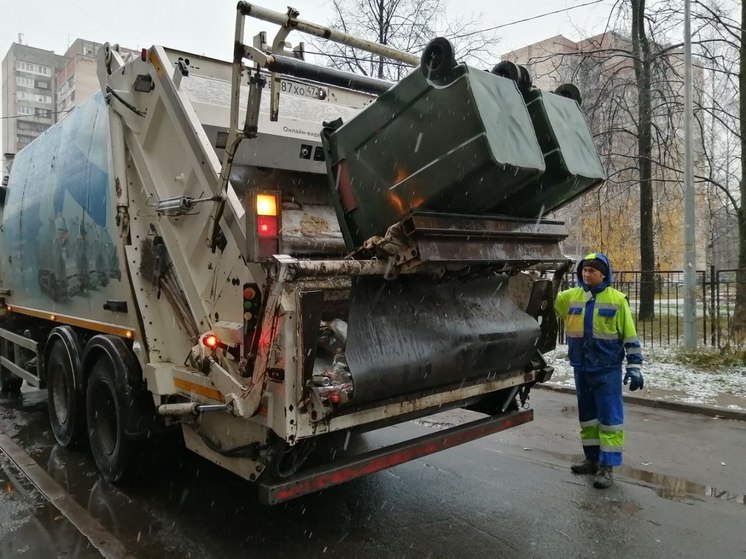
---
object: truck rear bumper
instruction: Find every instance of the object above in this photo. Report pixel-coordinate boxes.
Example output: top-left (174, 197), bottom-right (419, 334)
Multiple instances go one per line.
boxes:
top-left (258, 408), bottom-right (533, 505)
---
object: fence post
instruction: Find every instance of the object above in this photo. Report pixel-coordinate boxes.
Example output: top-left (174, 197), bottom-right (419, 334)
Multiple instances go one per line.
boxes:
top-left (710, 265), bottom-right (716, 347)
top-left (701, 269), bottom-right (707, 346)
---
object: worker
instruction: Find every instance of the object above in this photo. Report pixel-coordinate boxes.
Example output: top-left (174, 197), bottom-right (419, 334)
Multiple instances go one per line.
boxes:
top-left (554, 252), bottom-right (643, 489)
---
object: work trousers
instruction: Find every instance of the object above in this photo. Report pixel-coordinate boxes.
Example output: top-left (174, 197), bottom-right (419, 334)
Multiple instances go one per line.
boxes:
top-left (573, 367), bottom-right (624, 467)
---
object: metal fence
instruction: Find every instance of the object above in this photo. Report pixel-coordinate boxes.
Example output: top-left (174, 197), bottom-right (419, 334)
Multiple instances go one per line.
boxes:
top-left (559, 267), bottom-right (744, 348)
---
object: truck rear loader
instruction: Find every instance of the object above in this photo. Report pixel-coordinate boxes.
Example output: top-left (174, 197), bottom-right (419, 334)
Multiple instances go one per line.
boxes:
top-left (0, 3), bottom-right (604, 504)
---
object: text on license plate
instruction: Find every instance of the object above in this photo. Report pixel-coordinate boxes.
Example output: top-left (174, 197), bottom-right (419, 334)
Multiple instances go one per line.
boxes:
top-left (281, 80), bottom-right (328, 100)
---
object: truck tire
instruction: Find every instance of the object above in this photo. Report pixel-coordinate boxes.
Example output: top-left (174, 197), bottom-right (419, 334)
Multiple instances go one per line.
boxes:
top-left (86, 357), bottom-right (135, 483)
top-left (46, 336), bottom-right (87, 448)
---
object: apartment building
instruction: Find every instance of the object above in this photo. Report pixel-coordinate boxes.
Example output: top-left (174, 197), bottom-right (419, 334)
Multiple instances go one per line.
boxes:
top-left (56, 39), bottom-right (104, 119)
top-left (1, 43), bottom-right (66, 175)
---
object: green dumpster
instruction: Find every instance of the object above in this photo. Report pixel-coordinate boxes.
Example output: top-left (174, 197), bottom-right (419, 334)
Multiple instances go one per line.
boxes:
top-left (323, 63), bottom-right (546, 248)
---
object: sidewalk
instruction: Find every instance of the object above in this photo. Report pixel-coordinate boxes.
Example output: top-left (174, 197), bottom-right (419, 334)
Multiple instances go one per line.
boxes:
top-left (541, 347), bottom-right (746, 421)
top-left (538, 383), bottom-right (746, 421)
top-left (537, 344), bottom-right (746, 420)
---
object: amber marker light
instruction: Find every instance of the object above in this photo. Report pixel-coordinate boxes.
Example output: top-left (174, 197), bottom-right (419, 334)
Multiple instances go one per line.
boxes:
top-left (256, 193), bottom-right (278, 216)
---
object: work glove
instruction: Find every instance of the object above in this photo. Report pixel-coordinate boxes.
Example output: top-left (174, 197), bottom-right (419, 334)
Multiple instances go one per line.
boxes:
top-left (624, 368), bottom-right (644, 391)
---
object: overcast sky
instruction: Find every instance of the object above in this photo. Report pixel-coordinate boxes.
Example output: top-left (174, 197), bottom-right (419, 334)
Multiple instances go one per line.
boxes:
top-left (1, 0), bottom-right (618, 117)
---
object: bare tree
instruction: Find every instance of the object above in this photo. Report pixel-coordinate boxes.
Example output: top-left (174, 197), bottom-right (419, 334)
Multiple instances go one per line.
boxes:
top-left (641, 0), bottom-right (744, 342)
top-left (514, 0), bottom-right (742, 331)
top-left (567, 5), bottom-right (684, 320)
top-left (310, 0), bottom-right (500, 80)
top-left (631, 0), bottom-right (656, 320)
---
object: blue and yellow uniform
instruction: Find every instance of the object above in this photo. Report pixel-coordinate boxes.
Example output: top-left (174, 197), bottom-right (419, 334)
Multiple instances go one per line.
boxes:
top-left (554, 252), bottom-right (642, 467)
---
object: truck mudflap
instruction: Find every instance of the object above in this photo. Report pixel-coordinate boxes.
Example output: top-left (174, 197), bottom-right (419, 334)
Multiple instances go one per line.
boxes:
top-left (258, 408), bottom-right (533, 505)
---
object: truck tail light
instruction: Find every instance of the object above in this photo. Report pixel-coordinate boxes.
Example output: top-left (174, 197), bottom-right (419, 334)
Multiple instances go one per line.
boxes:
top-left (257, 215), bottom-right (278, 237)
top-left (248, 191), bottom-right (281, 260)
top-left (256, 193), bottom-right (277, 216)
top-left (199, 332), bottom-right (223, 350)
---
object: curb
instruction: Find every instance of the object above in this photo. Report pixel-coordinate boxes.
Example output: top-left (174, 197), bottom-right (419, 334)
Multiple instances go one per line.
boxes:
top-left (536, 383), bottom-right (746, 422)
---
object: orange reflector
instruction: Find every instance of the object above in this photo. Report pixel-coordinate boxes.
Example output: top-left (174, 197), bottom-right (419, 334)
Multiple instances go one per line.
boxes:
top-left (257, 215), bottom-right (278, 237)
top-left (256, 194), bottom-right (277, 216)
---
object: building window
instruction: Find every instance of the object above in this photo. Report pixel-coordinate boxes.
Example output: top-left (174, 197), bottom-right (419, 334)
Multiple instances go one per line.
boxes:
top-left (16, 91), bottom-right (52, 104)
top-left (16, 76), bottom-right (34, 88)
top-left (14, 61), bottom-right (51, 76)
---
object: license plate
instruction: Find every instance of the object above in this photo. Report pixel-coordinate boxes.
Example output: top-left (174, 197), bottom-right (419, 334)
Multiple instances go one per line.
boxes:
top-left (280, 79), bottom-right (328, 101)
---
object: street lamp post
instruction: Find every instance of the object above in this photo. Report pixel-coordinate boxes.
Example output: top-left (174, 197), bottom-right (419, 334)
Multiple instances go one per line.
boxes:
top-left (683, 0), bottom-right (697, 347)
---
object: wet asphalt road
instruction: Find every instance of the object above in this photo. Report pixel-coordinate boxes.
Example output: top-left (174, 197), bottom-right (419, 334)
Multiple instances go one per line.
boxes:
top-left (1, 387), bottom-right (744, 559)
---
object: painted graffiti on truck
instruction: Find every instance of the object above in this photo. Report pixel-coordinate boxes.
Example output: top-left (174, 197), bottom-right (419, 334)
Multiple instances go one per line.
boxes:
top-left (3, 92), bottom-right (121, 309)
top-left (36, 213), bottom-right (120, 301)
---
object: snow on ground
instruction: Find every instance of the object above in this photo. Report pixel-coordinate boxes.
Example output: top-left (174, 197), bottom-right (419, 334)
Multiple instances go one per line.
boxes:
top-left (543, 345), bottom-right (746, 410)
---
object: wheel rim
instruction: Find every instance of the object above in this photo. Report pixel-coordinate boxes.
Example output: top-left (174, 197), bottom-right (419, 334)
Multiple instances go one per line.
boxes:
top-left (51, 361), bottom-right (70, 425)
top-left (90, 379), bottom-right (117, 457)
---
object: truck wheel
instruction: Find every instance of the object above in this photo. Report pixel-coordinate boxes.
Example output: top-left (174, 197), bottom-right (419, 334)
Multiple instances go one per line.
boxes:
top-left (86, 357), bottom-right (134, 483)
top-left (47, 338), bottom-right (86, 448)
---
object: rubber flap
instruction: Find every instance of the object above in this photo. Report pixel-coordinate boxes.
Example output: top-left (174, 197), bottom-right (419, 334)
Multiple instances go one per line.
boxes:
top-left (345, 274), bottom-right (540, 404)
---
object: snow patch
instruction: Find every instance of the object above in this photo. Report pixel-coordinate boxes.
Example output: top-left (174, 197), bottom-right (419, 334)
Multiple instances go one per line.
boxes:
top-left (543, 345), bottom-right (746, 410)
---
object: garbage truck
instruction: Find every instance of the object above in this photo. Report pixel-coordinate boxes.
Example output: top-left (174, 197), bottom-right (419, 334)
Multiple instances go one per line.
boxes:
top-left (0, 3), bottom-right (604, 504)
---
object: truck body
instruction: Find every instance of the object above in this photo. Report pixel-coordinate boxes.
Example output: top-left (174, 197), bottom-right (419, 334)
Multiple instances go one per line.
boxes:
top-left (0, 4), bottom-right (603, 504)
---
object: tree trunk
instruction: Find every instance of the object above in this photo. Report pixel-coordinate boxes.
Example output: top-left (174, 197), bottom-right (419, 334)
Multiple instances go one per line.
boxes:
top-left (631, 0), bottom-right (656, 320)
top-left (733, 0), bottom-right (746, 344)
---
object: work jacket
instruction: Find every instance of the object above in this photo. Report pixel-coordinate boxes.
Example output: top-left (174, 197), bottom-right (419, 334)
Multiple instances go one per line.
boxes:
top-left (554, 253), bottom-right (643, 373)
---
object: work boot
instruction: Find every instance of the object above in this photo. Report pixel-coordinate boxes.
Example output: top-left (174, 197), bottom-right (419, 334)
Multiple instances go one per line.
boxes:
top-left (570, 458), bottom-right (598, 475)
top-left (593, 466), bottom-right (614, 489)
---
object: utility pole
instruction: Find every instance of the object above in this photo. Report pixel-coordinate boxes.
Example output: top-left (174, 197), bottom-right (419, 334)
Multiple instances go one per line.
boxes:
top-left (683, 0), bottom-right (697, 347)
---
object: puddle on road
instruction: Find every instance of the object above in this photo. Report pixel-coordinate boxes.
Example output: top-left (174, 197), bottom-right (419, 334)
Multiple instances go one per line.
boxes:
top-left (0, 452), bottom-right (102, 559)
top-left (619, 466), bottom-right (746, 504)
top-left (545, 449), bottom-right (745, 505)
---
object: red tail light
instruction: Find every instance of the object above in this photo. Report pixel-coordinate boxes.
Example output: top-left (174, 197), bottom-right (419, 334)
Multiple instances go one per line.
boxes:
top-left (200, 332), bottom-right (220, 349)
top-left (249, 191), bottom-right (281, 260)
top-left (257, 215), bottom-right (278, 237)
